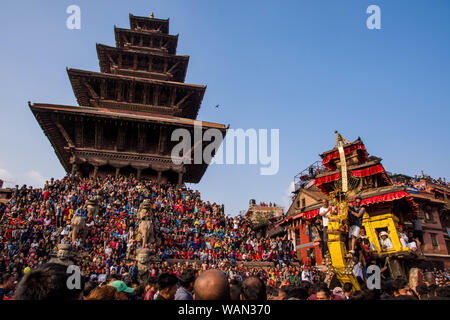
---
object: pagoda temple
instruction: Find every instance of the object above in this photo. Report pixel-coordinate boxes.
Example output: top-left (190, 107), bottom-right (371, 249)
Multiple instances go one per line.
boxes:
top-left (29, 14), bottom-right (226, 184)
top-left (283, 133), bottom-right (421, 278)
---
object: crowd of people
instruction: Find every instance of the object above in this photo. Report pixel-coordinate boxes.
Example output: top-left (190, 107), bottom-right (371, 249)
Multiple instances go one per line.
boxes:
top-left (391, 173), bottom-right (450, 190)
top-left (1, 261), bottom-right (449, 300)
top-left (413, 173), bottom-right (449, 188)
top-left (0, 174), bottom-right (449, 300)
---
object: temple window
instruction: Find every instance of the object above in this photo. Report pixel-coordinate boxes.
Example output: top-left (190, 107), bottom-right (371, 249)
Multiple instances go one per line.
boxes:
top-left (122, 54), bottom-right (133, 69)
top-left (137, 56), bottom-right (147, 71)
top-left (159, 86), bottom-right (170, 106)
top-left (423, 206), bottom-right (434, 222)
top-left (106, 81), bottom-right (116, 100)
top-left (153, 58), bottom-right (164, 73)
top-left (294, 229), bottom-right (300, 246)
top-left (134, 83), bottom-right (144, 103)
top-left (430, 233), bottom-right (439, 250)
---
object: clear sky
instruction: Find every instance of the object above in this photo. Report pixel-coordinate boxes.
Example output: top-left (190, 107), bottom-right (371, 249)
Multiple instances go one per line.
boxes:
top-left (0, 0), bottom-right (449, 216)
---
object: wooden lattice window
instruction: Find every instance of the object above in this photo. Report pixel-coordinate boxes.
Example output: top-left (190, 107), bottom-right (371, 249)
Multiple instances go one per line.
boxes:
top-left (424, 206), bottom-right (434, 223)
top-left (295, 229), bottom-right (300, 246)
top-left (430, 233), bottom-right (439, 250)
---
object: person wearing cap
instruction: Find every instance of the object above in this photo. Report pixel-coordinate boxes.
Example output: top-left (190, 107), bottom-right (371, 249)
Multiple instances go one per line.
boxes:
top-left (358, 228), bottom-right (374, 250)
top-left (108, 280), bottom-right (134, 300)
top-left (379, 231), bottom-right (393, 250)
top-left (86, 285), bottom-right (118, 300)
top-left (301, 266), bottom-right (312, 283)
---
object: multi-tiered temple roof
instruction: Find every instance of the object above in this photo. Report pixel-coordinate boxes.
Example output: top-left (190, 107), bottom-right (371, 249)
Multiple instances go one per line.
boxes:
top-left (30, 14), bottom-right (226, 184)
top-left (283, 135), bottom-right (418, 222)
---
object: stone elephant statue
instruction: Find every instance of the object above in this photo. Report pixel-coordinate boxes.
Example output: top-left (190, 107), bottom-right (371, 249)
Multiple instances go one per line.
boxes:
top-left (70, 216), bottom-right (88, 243)
top-left (138, 219), bottom-right (155, 248)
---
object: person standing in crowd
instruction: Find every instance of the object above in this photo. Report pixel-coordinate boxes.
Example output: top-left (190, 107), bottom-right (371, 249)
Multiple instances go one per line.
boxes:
top-left (193, 269), bottom-right (230, 300)
top-left (311, 283), bottom-right (331, 300)
top-left (144, 277), bottom-right (158, 300)
top-left (175, 268), bottom-right (196, 300)
top-left (240, 276), bottom-right (266, 300)
top-left (301, 266), bottom-right (312, 283)
top-left (229, 278), bottom-right (242, 300)
top-left (412, 216), bottom-right (424, 247)
top-left (14, 263), bottom-right (84, 300)
top-left (343, 282), bottom-right (353, 300)
top-left (108, 280), bottom-right (134, 300)
top-left (392, 278), bottom-right (416, 300)
top-left (0, 273), bottom-right (16, 300)
top-left (318, 199), bottom-right (334, 257)
top-left (86, 285), bottom-right (117, 300)
top-left (154, 273), bottom-right (178, 300)
top-left (1, 173), bottom-right (448, 301)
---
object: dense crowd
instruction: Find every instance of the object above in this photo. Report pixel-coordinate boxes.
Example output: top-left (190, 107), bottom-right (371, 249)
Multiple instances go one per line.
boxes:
top-left (0, 174), bottom-right (449, 300)
top-left (414, 174), bottom-right (449, 188)
top-left (1, 261), bottom-right (449, 300)
top-left (391, 173), bottom-right (449, 190)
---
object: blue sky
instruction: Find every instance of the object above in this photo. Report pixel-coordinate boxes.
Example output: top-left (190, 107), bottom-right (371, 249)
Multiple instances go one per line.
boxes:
top-left (0, 0), bottom-right (449, 215)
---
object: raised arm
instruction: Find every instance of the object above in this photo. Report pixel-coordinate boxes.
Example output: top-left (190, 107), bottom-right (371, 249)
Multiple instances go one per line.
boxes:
top-left (319, 207), bottom-right (331, 216)
top-left (355, 207), bottom-right (366, 218)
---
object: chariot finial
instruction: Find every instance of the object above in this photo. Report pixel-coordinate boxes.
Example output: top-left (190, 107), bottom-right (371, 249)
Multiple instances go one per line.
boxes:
top-left (334, 130), bottom-right (351, 148)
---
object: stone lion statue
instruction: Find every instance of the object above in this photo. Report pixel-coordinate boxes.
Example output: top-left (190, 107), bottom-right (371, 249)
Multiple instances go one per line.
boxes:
top-left (86, 195), bottom-right (102, 219)
top-left (137, 199), bottom-right (152, 220)
top-left (49, 243), bottom-right (74, 266)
